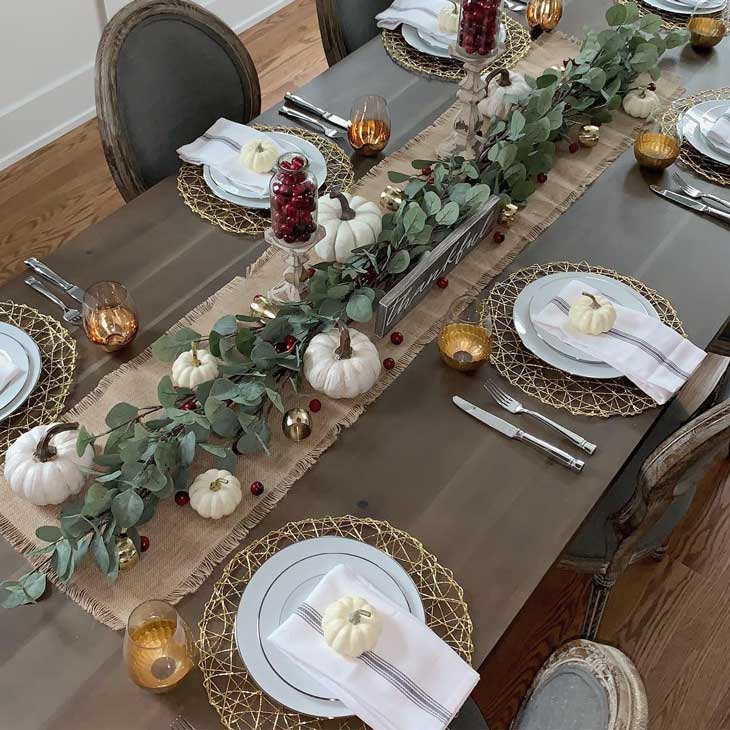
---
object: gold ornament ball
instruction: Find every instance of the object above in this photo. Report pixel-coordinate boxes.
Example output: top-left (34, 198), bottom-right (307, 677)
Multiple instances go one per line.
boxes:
top-left (116, 535), bottom-right (140, 571)
top-left (250, 294), bottom-right (278, 322)
top-left (282, 408), bottom-right (313, 441)
top-left (380, 185), bottom-right (405, 212)
top-left (578, 125), bottom-right (600, 148)
top-left (499, 203), bottom-right (519, 227)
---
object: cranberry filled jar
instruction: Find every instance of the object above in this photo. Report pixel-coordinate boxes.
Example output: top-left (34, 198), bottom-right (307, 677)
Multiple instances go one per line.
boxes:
top-left (457, 0), bottom-right (503, 57)
top-left (270, 152), bottom-right (318, 244)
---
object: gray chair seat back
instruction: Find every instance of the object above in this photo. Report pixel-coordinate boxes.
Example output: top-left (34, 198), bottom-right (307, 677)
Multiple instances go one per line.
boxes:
top-left (96, 0), bottom-right (261, 201)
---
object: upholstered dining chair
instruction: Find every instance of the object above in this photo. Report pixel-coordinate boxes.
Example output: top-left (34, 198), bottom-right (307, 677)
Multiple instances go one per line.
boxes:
top-left (316, 0), bottom-right (393, 66)
top-left (95, 0), bottom-right (261, 201)
top-left (560, 354), bottom-right (730, 639)
top-left (512, 640), bottom-right (647, 730)
top-left (450, 697), bottom-right (490, 729)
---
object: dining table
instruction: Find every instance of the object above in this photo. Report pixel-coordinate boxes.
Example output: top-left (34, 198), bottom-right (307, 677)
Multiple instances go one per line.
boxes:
top-left (2, 1), bottom-right (730, 728)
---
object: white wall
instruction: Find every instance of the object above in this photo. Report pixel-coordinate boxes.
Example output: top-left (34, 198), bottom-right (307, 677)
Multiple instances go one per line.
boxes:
top-left (0, 0), bottom-right (293, 170)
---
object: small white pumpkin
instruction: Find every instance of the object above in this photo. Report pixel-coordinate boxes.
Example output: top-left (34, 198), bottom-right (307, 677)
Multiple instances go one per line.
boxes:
top-left (189, 469), bottom-right (242, 519)
top-left (303, 324), bottom-right (381, 399)
top-left (172, 343), bottom-right (219, 389)
top-left (569, 293), bottom-right (617, 336)
top-left (315, 192), bottom-right (383, 264)
top-left (477, 69), bottom-right (532, 122)
top-left (5, 422), bottom-right (94, 506)
top-left (622, 88), bottom-right (661, 120)
top-left (240, 139), bottom-right (280, 174)
top-left (322, 595), bottom-right (382, 658)
top-left (437, 2), bottom-right (459, 34)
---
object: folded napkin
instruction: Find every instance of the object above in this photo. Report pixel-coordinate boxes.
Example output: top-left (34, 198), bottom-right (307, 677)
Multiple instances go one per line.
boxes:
top-left (177, 119), bottom-right (285, 195)
top-left (0, 350), bottom-right (24, 393)
top-left (706, 110), bottom-right (730, 155)
top-left (533, 280), bottom-right (706, 405)
top-left (268, 563), bottom-right (479, 730)
top-left (376, 0), bottom-right (456, 45)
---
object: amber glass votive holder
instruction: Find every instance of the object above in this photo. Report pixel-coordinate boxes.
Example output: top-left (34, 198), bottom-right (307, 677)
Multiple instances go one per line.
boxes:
top-left (348, 95), bottom-right (391, 156)
top-left (83, 281), bottom-right (139, 352)
top-left (688, 17), bottom-right (725, 49)
top-left (634, 132), bottom-right (680, 171)
top-left (438, 295), bottom-right (492, 372)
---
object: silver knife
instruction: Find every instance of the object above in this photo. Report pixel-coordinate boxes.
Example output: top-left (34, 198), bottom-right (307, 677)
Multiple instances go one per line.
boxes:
top-left (650, 186), bottom-right (730, 225)
top-left (24, 277), bottom-right (82, 326)
top-left (24, 257), bottom-right (86, 304)
top-left (284, 93), bottom-right (351, 131)
top-left (279, 106), bottom-right (344, 139)
top-left (453, 396), bottom-right (585, 472)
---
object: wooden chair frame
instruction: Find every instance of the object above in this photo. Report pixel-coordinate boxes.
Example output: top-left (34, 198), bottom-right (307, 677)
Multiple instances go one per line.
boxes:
top-left (316, 0), bottom-right (352, 66)
top-left (95, 0), bottom-right (261, 201)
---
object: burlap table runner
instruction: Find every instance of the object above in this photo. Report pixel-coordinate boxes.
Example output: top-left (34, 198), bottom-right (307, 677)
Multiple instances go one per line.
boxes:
top-left (0, 34), bottom-right (683, 629)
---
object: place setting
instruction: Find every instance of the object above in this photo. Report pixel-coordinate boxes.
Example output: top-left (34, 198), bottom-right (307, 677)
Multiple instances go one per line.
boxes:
top-left (620, 0), bottom-right (729, 31)
top-left (377, 0), bottom-right (532, 82)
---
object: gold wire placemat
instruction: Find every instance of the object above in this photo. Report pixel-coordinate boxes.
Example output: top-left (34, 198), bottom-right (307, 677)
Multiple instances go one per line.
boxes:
top-left (660, 87), bottom-right (730, 187)
top-left (617, 0), bottom-right (729, 33)
top-left (177, 126), bottom-right (355, 236)
top-left (382, 15), bottom-right (532, 82)
top-left (198, 515), bottom-right (473, 730)
top-left (0, 302), bottom-right (77, 454)
top-left (485, 262), bottom-right (686, 418)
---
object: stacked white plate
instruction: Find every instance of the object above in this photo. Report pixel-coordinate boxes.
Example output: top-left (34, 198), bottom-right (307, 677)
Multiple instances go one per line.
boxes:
top-left (203, 131), bottom-right (329, 209)
top-left (512, 272), bottom-right (661, 379)
top-left (677, 99), bottom-right (730, 167)
top-left (401, 23), bottom-right (507, 59)
top-left (234, 536), bottom-right (425, 718)
top-left (0, 323), bottom-right (42, 422)
top-left (642, 0), bottom-right (726, 15)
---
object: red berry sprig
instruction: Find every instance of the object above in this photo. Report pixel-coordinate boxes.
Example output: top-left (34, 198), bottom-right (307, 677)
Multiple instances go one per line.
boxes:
top-left (383, 357), bottom-right (396, 371)
top-left (537, 172), bottom-right (548, 184)
top-left (140, 536), bottom-right (150, 553)
top-left (569, 142), bottom-right (579, 154)
top-left (309, 398), bottom-right (322, 413)
top-left (493, 231), bottom-right (505, 244)
top-left (250, 481), bottom-right (264, 497)
top-left (437, 277), bottom-right (449, 289)
top-left (390, 331), bottom-right (404, 345)
top-left (174, 491), bottom-right (190, 506)
top-left (284, 335), bottom-right (297, 350)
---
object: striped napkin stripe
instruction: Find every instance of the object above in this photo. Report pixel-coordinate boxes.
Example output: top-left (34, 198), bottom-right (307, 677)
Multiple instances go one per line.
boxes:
top-left (293, 603), bottom-right (452, 724)
top-left (551, 297), bottom-right (691, 379)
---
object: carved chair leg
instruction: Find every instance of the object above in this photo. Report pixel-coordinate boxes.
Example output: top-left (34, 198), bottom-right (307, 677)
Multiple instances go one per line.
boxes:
top-left (651, 543), bottom-right (669, 562)
top-left (582, 574), bottom-right (616, 641)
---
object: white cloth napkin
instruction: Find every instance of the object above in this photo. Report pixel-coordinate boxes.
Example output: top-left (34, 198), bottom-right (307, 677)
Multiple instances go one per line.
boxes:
top-left (376, 0), bottom-right (456, 46)
top-left (268, 564), bottom-right (479, 730)
top-left (532, 280), bottom-right (706, 405)
top-left (706, 110), bottom-right (730, 155)
top-left (0, 350), bottom-right (24, 393)
top-left (177, 118), bottom-right (286, 195)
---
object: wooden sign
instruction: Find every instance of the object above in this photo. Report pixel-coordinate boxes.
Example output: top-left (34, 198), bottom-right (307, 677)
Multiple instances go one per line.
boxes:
top-left (374, 196), bottom-right (501, 336)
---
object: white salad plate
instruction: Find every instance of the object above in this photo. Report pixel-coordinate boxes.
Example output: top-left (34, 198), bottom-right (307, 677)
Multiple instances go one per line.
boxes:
top-left (0, 332), bottom-right (29, 413)
top-left (401, 23), bottom-right (506, 59)
top-left (678, 100), bottom-right (730, 167)
top-left (513, 272), bottom-right (659, 379)
top-left (234, 536), bottom-right (425, 718)
top-left (204, 132), bottom-right (328, 209)
top-left (642, 0), bottom-right (726, 15)
top-left (0, 324), bottom-right (42, 422)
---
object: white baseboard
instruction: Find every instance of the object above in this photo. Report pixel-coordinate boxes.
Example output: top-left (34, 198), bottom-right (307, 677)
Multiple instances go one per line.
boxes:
top-left (0, 0), bottom-right (295, 172)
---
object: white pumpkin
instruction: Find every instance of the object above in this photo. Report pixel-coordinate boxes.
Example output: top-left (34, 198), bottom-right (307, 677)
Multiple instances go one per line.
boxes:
top-left (622, 88), bottom-right (661, 120)
top-left (315, 192), bottom-right (383, 264)
top-left (438, 3), bottom-right (459, 34)
top-left (569, 293), bottom-right (617, 335)
top-left (189, 469), bottom-right (242, 519)
top-left (172, 344), bottom-right (219, 389)
top-left (322, 596), bottom-right (382, 658)
top-left (5, 422), bottom-right (94, 506)
top-left (240, 139), bottom-right (280, 174)
top-left (303, 324), bottom-right (381, 399)
top-left (478, 69), bottom-right (532, 122)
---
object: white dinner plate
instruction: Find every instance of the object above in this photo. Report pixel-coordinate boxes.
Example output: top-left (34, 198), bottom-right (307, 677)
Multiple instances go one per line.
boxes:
top-left (401, 23), bottom-right (506, 60)
top-left (641, 0), bottom-right (726, 15)
top-left (234, 536), bottom-right (425, 718)
top-left (678, 100), bottom-right (730, 167)
top-left (513, 272), bottom-right (659, 379)
top-left (0, 324), bottom-right (42, 422)
top-left (204, 132), bottom-right (329, 209)
top-left (0, 332), bottom-right (29, 412)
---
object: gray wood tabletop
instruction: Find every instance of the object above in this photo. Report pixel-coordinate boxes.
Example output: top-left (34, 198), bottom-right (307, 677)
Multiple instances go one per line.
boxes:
top-left (2, 3), bottom-right (730, 728)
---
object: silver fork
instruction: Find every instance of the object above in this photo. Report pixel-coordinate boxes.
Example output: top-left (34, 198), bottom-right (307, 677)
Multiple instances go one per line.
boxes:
top-left (672, 171), bottom-right (730, 212)
top-left (170, 716), bottom-right (195, 730)
top-left (279, 106), bottom-right (343, 139)
top-left (24, 276), bottom-right (83, 326)
top-left (483, 379), bottom-right (597, 455)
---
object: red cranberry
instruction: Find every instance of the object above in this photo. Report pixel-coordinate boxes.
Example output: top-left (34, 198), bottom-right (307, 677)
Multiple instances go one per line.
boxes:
top-left (569, 142), bottom-right (579, 154)
top-left (648, 83), bottom-right (656, 91)
top-left (140, 536), bottom-right (150, 552)
top-left (274, 342), bottom-right (287, 354)
top-left (493, 231), bottom-right (505, 243)
top-left (285, 335), bottom-right (297, 350)
top-left (250, 481), bottom-right (264, 496)
top-left (383, 357), bottom-right (396, 370)
top-left (390, 331), bottom-right (404, 345)
top-left (421, 166), bottom-right (432, 176)
top-left (437, 277), bottom-right (449, 289)
top-left (537, 172), bottom-right (548, 184)
top-left (181, 401), bottom-right (197, 411)
top-left (174, 491), bottom-right (190, 506)
top-left (309, 398), bottom-right (322, 413)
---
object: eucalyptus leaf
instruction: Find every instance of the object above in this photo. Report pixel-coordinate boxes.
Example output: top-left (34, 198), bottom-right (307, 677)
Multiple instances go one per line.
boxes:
top-left (422, 190), bottom-right (442, 215)
top-left (435, 201), bottom-right (459, 226)
top-left (212, 314), bottom-right (238, 336)
top-left (387, 171), bottom-right (411, 183)
top-left (346, 293), bottom-right (374, 322)
top-left (91, 531), bottom-right (110, 574)
top-left (76, 426), bottom-right (95, 457)
top-left (105, 402), bottom-right (138, 430)
top-left (111, 489), bottom-right (145, 529)
top-left (180, 430), bottom-right (197, 467)
top-left (36, 525), bottom-right (62, 543)
top-left (150, 327), bottom-right (200, 363)
top-left (386, 250), bottom-right (411, 275)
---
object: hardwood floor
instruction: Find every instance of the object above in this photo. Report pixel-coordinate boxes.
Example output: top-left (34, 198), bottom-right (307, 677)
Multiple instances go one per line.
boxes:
top-left (0, 0), bottom-right (327, 286)
top-left (2, 1), bottom-right (730, 727)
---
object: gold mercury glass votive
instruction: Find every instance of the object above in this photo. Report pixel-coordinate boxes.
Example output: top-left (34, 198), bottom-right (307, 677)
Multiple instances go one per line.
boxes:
top-left (438, 295), bottom-right (492, 372)
top-left (634, 132), bottom-right (680, 170)
top-left (578, 125), bottom-right (600, 148)
top-left (688, 17), bottom-right (726, 48)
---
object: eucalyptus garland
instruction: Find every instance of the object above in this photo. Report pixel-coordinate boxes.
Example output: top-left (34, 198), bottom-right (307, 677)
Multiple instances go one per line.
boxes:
top-left (0, 4), bottom-right (688, 607)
